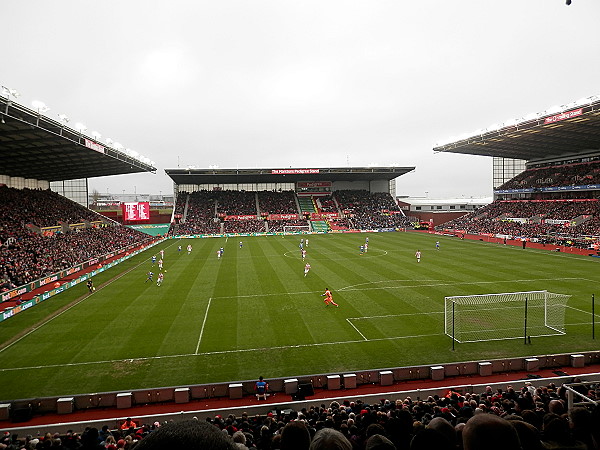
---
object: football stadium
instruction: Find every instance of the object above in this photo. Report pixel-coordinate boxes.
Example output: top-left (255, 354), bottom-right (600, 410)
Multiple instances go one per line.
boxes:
top-left (3, 2), bottom-right (600, 445)
top-left (2, 87), bottom-right (600, 446)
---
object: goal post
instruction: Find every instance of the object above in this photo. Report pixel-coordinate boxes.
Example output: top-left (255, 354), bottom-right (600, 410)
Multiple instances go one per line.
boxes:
top-left (444, 290), bottom-right (570, 343)
top-left (282, 225), bottom-right (310, 235)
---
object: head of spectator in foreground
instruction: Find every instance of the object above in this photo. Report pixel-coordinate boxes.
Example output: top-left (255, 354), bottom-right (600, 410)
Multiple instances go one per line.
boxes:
top-left (309, 428), bottom-right (351, 450)
top-left (281, 421), bottom-right (311, 450)
top-left (365, 434), bottom-right (396, 450)
top-left (426, 417), bottom-right (456, 448)
top-left (462, 414), bottom-right (521, 450)
top-left (134, 419), bottom-right (236, 450)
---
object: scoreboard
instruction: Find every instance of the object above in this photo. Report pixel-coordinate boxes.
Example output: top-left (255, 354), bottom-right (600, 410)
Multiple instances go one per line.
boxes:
top-left (121, 202), bottom-right (150, 222)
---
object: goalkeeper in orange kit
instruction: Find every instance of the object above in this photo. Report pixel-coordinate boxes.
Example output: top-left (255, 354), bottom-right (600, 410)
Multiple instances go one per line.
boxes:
top-left (322, 288), bottom-right (339, 307)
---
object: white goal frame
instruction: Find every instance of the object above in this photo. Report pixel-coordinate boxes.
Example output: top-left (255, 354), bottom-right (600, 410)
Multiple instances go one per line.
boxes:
top-left (444, 290), bottom-right (570, 344)
top-left (282, 225), bottom-right (310, 234)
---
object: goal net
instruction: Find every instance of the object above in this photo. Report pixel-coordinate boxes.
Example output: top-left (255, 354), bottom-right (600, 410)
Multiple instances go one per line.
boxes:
top-left (282, 225), bottom-right (310, 234)
top-left (444, 290), bottom-right (570, 343)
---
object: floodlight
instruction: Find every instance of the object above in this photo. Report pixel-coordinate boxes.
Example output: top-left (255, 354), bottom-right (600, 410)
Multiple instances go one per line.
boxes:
top-left (150, 161), bottom-right (156, 166)
top-left (113, 142), bottom-right (123, 150)
top-left (57, 113), bottom-right (69, 123)
top-left (92, 131), bottom-right (102, 140)
top-left (503, 118), bottom-right (518, 127)
top-left (1, 86), bottom-right (20, 99)
top-left (105, 138), bottom-right (114, 145)
top-left (32, 100), bottom-right (50, 113)
top-left (74, 122), bottom-right (87, 132)
top-left (486, 123), bottom-right (500, 132)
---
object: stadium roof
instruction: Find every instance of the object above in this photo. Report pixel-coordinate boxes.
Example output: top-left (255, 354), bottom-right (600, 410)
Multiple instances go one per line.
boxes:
top-left (165, 166), bottom-right (415, 185)
top-left (0, 95), bottom-right (156, 182)
top-left (433, 95), bottom-right (600, 161)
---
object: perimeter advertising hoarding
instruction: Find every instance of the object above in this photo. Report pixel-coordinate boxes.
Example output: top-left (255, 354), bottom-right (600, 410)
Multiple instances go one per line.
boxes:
top-left (122, 202), bottom-right (150, 222)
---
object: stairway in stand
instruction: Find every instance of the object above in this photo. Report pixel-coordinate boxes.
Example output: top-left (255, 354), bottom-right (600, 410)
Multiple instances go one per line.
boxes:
top-left (297, 195), bottom-right (330, 232)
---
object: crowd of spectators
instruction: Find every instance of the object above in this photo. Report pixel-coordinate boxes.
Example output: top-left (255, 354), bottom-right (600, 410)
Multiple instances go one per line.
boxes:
top-left (442, 200), bottom-right (600, 241)
top-left (316, 195), bottom-right (338, 213)
top-left (172, 191), bottom-right (221, 235)
top-left (171, 189), bottom-right (411, 235)
top-left (499, 160), bottom-right (600, 191)
top-left (1, 187), bottom-right (151, 292)
top-left (0, 186), bottom-right (98, 230)
top-left (334, 191), bottom-right (409, 230)
top-left (223, 220), bottom-right (266, 234)
top-left (217, 191), bottom-right (258, 216)
top-left (4, 379), bottom-right (598, 449)
top-left (258, 191), bottom-right (298, 215)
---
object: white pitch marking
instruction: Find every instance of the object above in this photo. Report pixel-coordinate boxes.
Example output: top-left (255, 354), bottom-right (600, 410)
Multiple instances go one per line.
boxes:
top-left (338, 277), bottom-right (585, 293)
top-left (0, 332), bottom-right (445, 373)
top-left (349, 311), bottom-right (445, 320)
top-left (212, 277), bottom-right (586, 300)
top-left (195, 297), bottom-right (212, 354)
top-left (346, 318), bottom-right (368, 341)
top-left (565, 304), bottom-right (600, 317)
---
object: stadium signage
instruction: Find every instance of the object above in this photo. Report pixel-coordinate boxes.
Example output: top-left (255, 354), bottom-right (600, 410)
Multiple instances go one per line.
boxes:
top-left (66, 265), bottom-right (83, 276)
top-left (297, 181), bottom-right (331, 188)
top-left (310, 212), bottom-right (339, 220)
top-left (224, 215), bottom-right (257, 220)
top-left (1, 286), bottom-right (27, 302)
top-left (271, 169), bottom-right (320, 174)
top-left (495, 184), bottom-right (600, 194)
top-left (40, 275), bottom-right (58, 285)
top-left (84, 138), bottom-right (105, 153)
top-left (543, 108), bottom-right (583, 124)
top-left (267, 214), bottom-right (300, 220)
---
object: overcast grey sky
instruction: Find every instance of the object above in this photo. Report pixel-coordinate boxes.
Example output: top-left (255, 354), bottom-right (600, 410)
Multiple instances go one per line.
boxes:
top-left (3, 1), bottom-right (599, 198)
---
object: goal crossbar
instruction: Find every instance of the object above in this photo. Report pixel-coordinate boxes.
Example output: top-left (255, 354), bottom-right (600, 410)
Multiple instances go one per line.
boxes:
top-left (445, 290), bottom-right (570, 343)
top-left (282, 225), bottom-right (310, 234)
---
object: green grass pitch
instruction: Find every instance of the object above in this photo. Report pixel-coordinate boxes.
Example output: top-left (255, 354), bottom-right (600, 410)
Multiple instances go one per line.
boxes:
top-left (0, 231), bottom-right (599, 401)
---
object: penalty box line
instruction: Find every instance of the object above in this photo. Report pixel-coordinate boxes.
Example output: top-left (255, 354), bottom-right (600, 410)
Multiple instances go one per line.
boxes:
top-left (347, 311), bottom-right (444, 341)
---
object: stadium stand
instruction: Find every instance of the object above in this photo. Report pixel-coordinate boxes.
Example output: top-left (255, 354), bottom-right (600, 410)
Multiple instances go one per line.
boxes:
top-left (171, 189), bottom-right (410, 235)
top-left (257, 190), bottom-right (299, 215)
top-left (216, 190), bottom-right (258, 216)
top-left (0, 186), bottom-right (152, 290)
top-left (498, 159), bottom-right (600, 191)
top-left (335, 190), bottom-right (410, 230)
top-left (3, 378), bottom-right (598, 450)
top-left (440, 199), bottom-right (600, 246)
